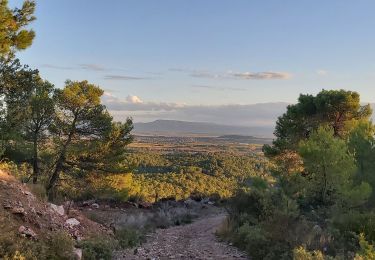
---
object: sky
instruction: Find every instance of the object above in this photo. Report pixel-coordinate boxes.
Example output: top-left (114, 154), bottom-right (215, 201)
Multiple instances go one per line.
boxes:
top-left (10, 0), bottom-right (375, 126)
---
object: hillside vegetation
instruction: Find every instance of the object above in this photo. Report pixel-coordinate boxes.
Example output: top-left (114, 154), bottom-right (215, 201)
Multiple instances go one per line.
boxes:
top-left (220, 89), bottom-right (375, 259)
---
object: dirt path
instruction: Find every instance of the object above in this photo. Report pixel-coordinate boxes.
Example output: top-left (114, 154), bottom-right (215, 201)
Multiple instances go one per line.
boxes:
top-left (115, 214), bottom-right (248, 260)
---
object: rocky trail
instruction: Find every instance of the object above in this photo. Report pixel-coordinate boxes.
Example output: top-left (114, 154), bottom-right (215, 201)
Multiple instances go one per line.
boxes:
top-left (115, 214), bottom-right (248, 260)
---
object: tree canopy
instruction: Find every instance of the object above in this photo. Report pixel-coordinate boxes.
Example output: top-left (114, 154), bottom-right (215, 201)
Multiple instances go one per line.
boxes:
top-left (264, 89), bottom-right (372, 156)
top-left (0, 0), bottom-right (36, 58)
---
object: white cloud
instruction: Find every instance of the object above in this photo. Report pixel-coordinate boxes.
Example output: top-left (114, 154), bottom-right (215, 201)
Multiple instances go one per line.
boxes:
top-left (184, 69), bottom-right (292, 80)
top-left (230, 71), bottom-right (291, 80)
top-left (126, 95), bottom-right (143, 104)
top-left (101, 93), bottom-right (184, 112)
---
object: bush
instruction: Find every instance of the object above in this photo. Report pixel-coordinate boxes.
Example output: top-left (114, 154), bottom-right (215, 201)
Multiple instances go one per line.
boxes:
top-left (0, 230), bottom-right (45, 259)
top-left (80, 236), bottom-right (115, 260)
top-left (115, 228), bottom-right (142, 248)
top-left (45, 231), bottom-right (75, 260)
top-left (3, 251), bottom-right (26, 260)
top-left (234, 223), bottom-right (270, 259)
top-left (293, 247), bottom-right (324, 260)
top-left (355, 233), bottom-right (375, 260)
top-left (227, 189), bottom-right (275, 225)
top-left (0, 229), bottom-right (74, 260)
top-left (332, 212), bottom-right (375, 242)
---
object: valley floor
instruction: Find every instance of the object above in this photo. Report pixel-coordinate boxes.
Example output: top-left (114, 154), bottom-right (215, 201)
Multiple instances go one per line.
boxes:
top-left (115, 214), bottom-right (248, 260)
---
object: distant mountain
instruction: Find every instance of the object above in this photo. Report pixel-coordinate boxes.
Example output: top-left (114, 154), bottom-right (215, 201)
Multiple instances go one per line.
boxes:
top-left (133, 120), bottom-right (274, 137)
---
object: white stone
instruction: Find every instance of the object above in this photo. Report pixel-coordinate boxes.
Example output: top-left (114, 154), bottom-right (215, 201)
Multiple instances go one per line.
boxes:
top-left (49, 203), bottom-right (65, 216)
top-left (91, 203), bottom-right (99, 209)
top-left (65, 218), bottom-right (80, 227)
top-left (18, 225), bottom-right (37, 238)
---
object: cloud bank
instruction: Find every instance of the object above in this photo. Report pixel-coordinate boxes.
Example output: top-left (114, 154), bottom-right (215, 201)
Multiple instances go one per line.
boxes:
top-left (175, 69), bottom-right (292, 80)
top-left (102, 93), bottom-right (288, 127)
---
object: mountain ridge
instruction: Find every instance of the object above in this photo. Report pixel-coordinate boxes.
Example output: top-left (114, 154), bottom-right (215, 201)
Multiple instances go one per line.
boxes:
top-left (133, 119), bottom-right (275, 137)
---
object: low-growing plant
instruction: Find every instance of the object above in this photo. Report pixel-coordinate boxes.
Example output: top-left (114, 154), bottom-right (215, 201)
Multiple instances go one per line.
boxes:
top-left (115, 228), bottom-right (143, 248)
top-left (80, 235), bottom-right (116, 260)
top-left (45, 231), bottom-right (75, 260)
top-left (293, 246), bottom-right (324, 260)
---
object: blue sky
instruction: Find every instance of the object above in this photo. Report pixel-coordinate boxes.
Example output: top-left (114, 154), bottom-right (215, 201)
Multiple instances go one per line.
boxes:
top-left (10, 0), bottom-right (375, 124)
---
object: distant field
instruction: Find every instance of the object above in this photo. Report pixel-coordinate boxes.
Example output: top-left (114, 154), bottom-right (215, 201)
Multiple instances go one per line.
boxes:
top-left (129, 134), bottom-right (273, 154)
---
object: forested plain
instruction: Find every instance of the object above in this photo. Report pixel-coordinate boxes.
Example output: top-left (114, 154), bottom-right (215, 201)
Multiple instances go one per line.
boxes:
top-left (2, 1), bottom-right (375, 259)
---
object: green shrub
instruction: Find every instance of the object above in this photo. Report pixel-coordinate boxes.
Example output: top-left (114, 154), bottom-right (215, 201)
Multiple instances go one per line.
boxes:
top-left (115, 228), bottom-right (142, 248)
top-left (228, 189), bottom-right (275, 225)
top-left (333, 212), bottom-right (375, 242)
top-left (80, 236), bottom-right (115, 260)
top-left (45, 231), bottom-right (75, 260)
top-left (355, 233), bottom-right (375, 260)
top-left (0, 231), bottom-right (46, 259)
top-left (0, 229), bottom-right (76, 260)
top-left (234, 223), bottom-right (270, 259)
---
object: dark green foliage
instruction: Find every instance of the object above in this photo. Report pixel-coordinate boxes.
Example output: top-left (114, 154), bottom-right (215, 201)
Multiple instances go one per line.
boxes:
top-left (46, 80), bottom-right (133, 196)
top-left (223, 189), bottom-right (303, 259)
top-left (226, 90), bottom-right (375, 259)
top-left (80, 236), bottom-right (115, 260)
top-left (115, 228), bottom-right (143, 248)
top-left (299, 127), bottom-right (371, 207)
top-left (0, 229), bottom-right (75, 260)
top-left (264, 89), bottom-right (372, 156)
top-left (44, 231), bottom-right (76, 260)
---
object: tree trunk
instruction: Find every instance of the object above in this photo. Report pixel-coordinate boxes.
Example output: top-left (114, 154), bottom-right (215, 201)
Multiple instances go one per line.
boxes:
top-left (32, 132), bottom-right (39, 184)
top-left (46, 115), bottom-right (77, 198)
top-left (46, 151), bottom-right (65, 199)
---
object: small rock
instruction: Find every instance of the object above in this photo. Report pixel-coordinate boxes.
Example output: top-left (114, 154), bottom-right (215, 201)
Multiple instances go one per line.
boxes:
top-left (49, 203), bottom-right (65, 216)
top-left (11, 206), bottom-right (25, 215)
top-left (18, 225), bottom-right (37, 238)
top-left (23, 190), bottom-right (32, 196)
top-left (91, 203), bottom-right (99, 209)
top-left (65, 218), bottom-right (80, 227)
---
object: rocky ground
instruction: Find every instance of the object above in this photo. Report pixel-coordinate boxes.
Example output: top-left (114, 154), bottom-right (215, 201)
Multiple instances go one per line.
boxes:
top-left (0, 169), bottom-right (110, 259)
top-left (115, 214), bottom-right (248, 260)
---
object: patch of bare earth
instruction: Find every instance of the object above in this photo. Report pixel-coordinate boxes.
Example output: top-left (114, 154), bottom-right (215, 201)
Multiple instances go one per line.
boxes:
top-left (115, 214), bottom-right (248, 260)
